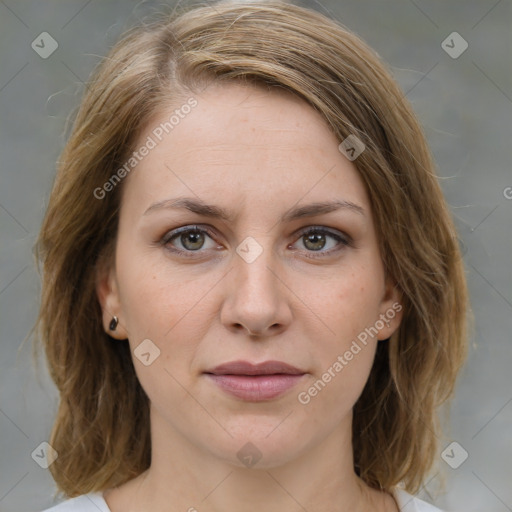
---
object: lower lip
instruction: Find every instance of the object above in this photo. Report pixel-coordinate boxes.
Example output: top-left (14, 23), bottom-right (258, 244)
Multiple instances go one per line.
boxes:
top-left (205, 374), bottom-right (305, 401)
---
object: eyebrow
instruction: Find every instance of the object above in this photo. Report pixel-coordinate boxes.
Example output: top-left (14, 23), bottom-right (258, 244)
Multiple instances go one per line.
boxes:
top-left (143, 196), bottom-right (365, 222)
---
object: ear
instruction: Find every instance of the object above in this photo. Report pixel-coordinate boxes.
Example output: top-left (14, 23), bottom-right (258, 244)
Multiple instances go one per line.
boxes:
top-left (95, 253), bottom-right (129, 340)
top-left (376, 274), bottom-right (404, 341)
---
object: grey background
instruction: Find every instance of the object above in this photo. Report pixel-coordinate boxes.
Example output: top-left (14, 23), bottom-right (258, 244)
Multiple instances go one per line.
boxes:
top-left (0, 0), bottom-right (511, 511)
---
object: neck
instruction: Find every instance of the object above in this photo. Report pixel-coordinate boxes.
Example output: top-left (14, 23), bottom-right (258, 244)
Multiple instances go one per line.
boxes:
top-left (103, 406), bottom-right (395, 512)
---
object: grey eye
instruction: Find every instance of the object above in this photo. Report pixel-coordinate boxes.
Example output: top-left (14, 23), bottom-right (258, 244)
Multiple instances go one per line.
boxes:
top-left (179, 230), bottom-right (206, 250)
top-left (302, 232), bottom-right (328, 251)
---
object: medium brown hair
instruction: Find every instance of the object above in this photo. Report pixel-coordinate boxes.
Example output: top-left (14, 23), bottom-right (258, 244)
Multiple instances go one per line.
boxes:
top-left (34, 0), bottom-right (469, 498)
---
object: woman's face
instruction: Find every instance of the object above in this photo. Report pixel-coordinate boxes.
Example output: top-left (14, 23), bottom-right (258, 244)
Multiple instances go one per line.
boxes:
top-left (97, 82), bottom-right (402, 468)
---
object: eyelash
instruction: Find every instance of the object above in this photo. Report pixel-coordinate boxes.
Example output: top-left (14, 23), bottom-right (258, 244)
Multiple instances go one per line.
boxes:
top-left (159, 224), bottom-right (352, 260)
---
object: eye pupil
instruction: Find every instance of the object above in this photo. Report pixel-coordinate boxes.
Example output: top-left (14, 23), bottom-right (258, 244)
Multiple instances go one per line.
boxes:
top-left (182, 230), bottom-right (204, 250)
top-left (304, 232), bottom-right (326, 251)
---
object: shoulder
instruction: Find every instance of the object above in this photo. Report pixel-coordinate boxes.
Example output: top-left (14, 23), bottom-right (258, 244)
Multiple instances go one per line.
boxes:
top-left (393, 487), bottom-right (444, 511)
top-left (40, 488), bottom-right (442, 512)
top-left (40, 492), bottom-right (110, 512)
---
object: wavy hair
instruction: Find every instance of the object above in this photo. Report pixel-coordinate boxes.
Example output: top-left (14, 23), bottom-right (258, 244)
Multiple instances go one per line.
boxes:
top-left (34, 0), bottom-right (469, 498)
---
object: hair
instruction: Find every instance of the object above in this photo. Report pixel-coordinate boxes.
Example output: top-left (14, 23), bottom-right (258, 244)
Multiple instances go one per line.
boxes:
top-left (34, 0), bottom-right (469, 499)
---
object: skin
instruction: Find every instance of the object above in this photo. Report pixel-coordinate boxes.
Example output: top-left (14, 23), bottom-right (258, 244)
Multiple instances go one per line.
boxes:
top-left (97, 82), bottom-right (402, 512)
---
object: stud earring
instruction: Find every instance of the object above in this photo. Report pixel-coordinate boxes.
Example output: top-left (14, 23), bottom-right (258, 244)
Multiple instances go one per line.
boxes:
top-left (109, 316), bottom-right (119, 331)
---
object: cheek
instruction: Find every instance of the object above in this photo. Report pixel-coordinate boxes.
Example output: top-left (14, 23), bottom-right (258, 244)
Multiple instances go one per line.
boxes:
top-left (114, 259), bottom-right (206, 404)
top-left (117, 262), bottom-right (167, 339)
top-left (315, 344), bottom-right (377, 422)
top-left (299, 263), bottom-right (382, 408)
top-left (116, 246), bottom-right (181, 334)
top-left (300, 307), bottom-right (379, 421)
top-left (115, 250), bottom-right (219, 363)
top-left (319, 261), bottom-right (384, 343)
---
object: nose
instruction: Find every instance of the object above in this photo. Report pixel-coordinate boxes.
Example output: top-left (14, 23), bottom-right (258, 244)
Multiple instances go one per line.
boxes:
top-left (220, 239), bottom-right (293, 338)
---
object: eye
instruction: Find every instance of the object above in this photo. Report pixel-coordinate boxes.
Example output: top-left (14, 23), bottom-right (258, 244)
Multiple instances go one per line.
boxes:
top-left (290, 227), bottom-right (351, 258)
top-left (161, 225), bottom-right (219, 256)
top-left (159, 224), bottom-right (352, 259)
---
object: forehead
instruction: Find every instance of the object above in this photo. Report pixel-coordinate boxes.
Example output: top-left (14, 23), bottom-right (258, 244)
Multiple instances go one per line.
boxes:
top-left (121, 82), bottom-right (370, 219)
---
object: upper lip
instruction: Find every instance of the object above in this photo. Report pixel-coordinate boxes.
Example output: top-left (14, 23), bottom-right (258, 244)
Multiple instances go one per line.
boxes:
top-left (205, 360), bottom-right (305, 376)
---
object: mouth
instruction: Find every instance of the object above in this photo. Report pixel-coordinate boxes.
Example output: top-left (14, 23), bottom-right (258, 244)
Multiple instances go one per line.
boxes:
top-left (203, 360), bottom-right (307, 401)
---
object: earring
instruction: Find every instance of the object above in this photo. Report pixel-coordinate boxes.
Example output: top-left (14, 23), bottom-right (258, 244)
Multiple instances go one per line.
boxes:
top-left (109, 316), bottom-right (119, 331)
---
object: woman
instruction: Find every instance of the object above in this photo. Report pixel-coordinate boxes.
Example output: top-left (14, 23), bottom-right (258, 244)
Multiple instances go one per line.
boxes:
top-left (35, 1), bottom-right (468, 510)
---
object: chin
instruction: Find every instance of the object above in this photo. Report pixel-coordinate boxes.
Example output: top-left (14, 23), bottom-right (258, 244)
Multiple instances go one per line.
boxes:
top-left (203, 419), bottom-right (312, 470)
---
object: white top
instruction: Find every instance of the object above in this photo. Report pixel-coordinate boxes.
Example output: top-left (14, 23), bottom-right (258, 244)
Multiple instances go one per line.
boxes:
top-left (40, 488), bottom-right (443, 511)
